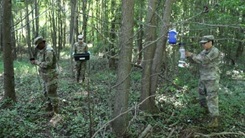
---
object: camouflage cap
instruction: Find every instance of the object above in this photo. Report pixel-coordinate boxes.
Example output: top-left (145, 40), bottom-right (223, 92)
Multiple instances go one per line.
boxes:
top-left (78, 34), bottom-right (84, 40)
top-left (199, 35), bottom-right (214, 44)
top-left (34, 36), bottom-right (45, 48)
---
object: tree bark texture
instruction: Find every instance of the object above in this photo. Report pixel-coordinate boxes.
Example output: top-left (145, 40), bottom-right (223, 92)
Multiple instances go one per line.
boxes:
top-left (112, 0), bottom-right (135, 136)
top-left (150, 0), bottom-right (174, 100)
top-left (140, 0), bottom-right (158, 113)
top-left (25, 1), bottom-right (32, 59)
top-left (0, 2), bottom-right (2, 51)
top-left (34, 0), bottom-right (39, 37)
top-left (70, 0), bottom-right (78, 76)
top-left (3, 0), bottom-right (16, 102)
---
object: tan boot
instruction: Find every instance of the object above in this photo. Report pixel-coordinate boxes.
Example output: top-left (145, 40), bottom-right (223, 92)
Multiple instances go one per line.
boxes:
top-left (208, 117), bottom-right (219, 128)
top-left (200, 106), bottom-right (209, 114)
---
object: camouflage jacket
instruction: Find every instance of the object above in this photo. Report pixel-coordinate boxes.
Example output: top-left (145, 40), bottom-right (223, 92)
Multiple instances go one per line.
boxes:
top-left (190, 46), bottom-right (222, 80)
top-left (36, 44), bottom-right (57, 74)
top-left (73, 42), bottom-right (88, 54)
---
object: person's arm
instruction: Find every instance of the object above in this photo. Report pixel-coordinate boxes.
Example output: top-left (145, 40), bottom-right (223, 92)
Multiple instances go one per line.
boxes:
top-left (85, 45), bottom-right (88, 53)
top-left (35, 50), bottom-right (54, 68)
top-left (82, 43), bottom-right (88, 53)
top-left (191, 48), bottom-right (219, 64)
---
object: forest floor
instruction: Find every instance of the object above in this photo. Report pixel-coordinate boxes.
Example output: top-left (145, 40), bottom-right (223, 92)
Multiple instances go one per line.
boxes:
top-left (0, 51), bottom-right (245, 138)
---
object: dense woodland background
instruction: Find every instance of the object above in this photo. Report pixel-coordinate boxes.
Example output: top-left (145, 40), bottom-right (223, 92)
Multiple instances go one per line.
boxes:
top-left (0, 0), bottom-right (245, 137)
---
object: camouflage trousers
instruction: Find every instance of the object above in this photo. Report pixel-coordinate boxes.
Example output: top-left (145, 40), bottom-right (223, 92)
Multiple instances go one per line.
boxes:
top-left (198, 79), bottom-right (220, 117)
top-left (75, 61), bottom-right (86, 82)
top-left (40, 70), bottom-right (59, 108)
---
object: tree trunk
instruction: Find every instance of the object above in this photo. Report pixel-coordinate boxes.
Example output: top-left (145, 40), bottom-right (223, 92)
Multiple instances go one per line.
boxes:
top-left (150, 0), bottom-right (174, 103)
top-left (135, 0), bottom-right (144, 65)
top-left (137, 23), bottom-right (143, 65)
top-left (112, 0), bottom-right (134, 136)
top-left (57, 0), bottom-right (64, 60)
top-left (108, 0), bottom-right (118, 69)
top-left (11, 16), bottom-right (17, 60)
top-left (82, 0), bottom-right (88, 42)
top-left (2, 0), bottom-right (16, 103)
top-left (70, 0), bottom-right (78, 77)
top-left (25, 1), bottom-right (32, 59)
top-left (69, 0), bottom-right (77, 44)
top-left (0, 4), bottom-right (2, 52)
top-left (34, 0), bottom-right (39, 37)
top-left (235, 11), bottom-right (244, 61)
top-left (140, 0), bottom-right (158, 113)
top-left (50, 6), bottom-right (57, 54)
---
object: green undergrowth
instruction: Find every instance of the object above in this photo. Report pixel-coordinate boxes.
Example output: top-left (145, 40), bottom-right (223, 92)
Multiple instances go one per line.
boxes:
top-left (0, 55), bottom-right (244, 138)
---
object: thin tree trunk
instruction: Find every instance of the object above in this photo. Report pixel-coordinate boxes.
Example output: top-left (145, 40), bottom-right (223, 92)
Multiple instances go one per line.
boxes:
top-left (150, 0), bottom-right (174, 102)
top-left (11, 15), bottom-right (17, 59)
top-left (112, 0), bottom-right (135, 136)
top-left (69, 0), bottom-right (77, 44)
top-left (140, 0), bottom-right (158, 113)
top-left (3, 0), bottom-right (16, 103)
top-left (25, 1), bottom-right (32, 59)
top-left (70, 0), bottom-right (78, 77)
top-left (0, 3), bottom-right (2, 52)
top-left (57, 0), bottom-right (64, 60)
top-left (108, 0), bottom-right (118, 69)
top-left (235, 11), bottom-right (244, 61)
top-left (50, 6), bottom-right (57, 54)
top-left (34, 0), bottom-right (39, 37)
top-left (82, 0), bottom-right (88, 42)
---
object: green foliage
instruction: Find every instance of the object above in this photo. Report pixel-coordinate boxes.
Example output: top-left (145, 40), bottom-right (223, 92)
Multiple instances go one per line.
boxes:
top-left (131, 69), bottom-right (141, 81)
top-left (15, 60), bottom-right (36, 74)
top-left (64, 113), bottom-right (89, 137)
top-left (0, 60), bottom-right (35, 75)
top-left (0, 105), bottom-right (42, 137)
top-left (221, 0), bottom-right (245, 10)
top-left (0, 61), bottom-right (3, 73)
top-left (1, 53), bottom-right (245, 137)
top-left (2, 0), bottom-right (245, 137)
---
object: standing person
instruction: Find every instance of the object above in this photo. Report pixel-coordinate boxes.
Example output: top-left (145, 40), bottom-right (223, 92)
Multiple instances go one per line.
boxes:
top-left (30, 36), bottom-right (59, 114)
top-left (73, 34), bottom-right (88, 83)
top-left (185, 35), bottom-right (222, 128)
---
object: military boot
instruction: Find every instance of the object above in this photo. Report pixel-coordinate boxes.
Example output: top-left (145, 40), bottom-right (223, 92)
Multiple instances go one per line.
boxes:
top-left (201, 106), bottom-right (209, 114)
top-left (53, 105), bottom-right (59, 114)
top-left (208, 116), bottom-right (219, 128)
top-left (76, 77), bottom-right (79, 83)
top-left (45, 103), bottom-right (53, 112)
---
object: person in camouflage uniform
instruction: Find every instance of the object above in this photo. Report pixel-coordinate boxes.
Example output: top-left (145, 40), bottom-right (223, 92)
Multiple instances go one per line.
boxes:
top-left (73, 34), bottom-right (88, 83)
top-left (31, 36), bottom-right (59, 114)
top-left (185, 35), bottom-right (222, 128)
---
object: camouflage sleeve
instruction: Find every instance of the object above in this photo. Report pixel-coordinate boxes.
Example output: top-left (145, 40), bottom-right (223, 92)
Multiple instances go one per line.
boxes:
top-left (37, 50), bottom-right (54, 68)
top-left (192, 48), bottom-right (219, 64)
top-left (84, 43), bottom-right (88, 52)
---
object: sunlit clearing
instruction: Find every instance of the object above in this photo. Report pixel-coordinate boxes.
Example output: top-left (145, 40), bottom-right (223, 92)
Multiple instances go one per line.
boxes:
top-left (226, 69), bottom-right (245, 80)
top-left (222, 87), bottom-right (233, 95)
top-left (87, 43), bottom-right (93, 48)
top-left (156, 94), bottom-right (184, 107)
top-left (156, 85), bottom-right (189, 108)
top-left (14, 61), bottom-right (36, 76)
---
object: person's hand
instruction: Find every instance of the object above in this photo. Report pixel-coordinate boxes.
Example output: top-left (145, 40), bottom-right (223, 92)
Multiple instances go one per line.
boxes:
top-left (30, 60), bottom-right (36, 65)
top-left (30, 60), bottom-right (40, 65)
top-left (185, 51), bottom-right (193, 57)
